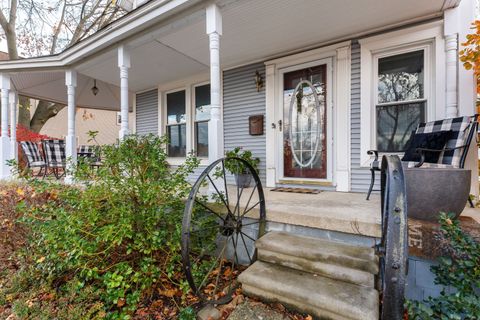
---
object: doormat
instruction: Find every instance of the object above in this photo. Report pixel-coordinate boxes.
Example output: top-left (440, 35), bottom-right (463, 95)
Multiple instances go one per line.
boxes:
top-left (271, 187), bottom-right (322, 194)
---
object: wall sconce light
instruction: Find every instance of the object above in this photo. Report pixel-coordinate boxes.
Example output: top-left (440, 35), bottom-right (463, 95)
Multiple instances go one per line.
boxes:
top-left (254, 70), bottom-right (264, 92)
top-left (91, 79), bottom-right (99, 96)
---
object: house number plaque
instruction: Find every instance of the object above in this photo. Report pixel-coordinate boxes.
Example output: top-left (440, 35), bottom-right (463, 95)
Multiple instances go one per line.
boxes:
top-left (249, 115), bottom-right (264, 136)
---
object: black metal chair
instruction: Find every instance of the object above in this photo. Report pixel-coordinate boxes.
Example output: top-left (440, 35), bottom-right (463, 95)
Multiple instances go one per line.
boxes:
top-left (78, 145), bottom-right (102, 169)
top-left (19, 141), bottom-right (47, 178)
top-left (42, 139), bottom-right (66, 179)
top-left (367, 115), bottom-right (479, 206)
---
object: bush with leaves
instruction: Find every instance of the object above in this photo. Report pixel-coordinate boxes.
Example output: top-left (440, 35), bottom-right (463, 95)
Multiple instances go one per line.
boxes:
top-left (20, 134), bottom-right (199, 318)
top-left (407, 213), bottom-right (480, 319)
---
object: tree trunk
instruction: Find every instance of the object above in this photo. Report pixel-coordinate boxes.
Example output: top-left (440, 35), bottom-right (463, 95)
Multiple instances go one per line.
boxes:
top-left (30, 100), bottom-right (66, 133)
top-left (18, 95), bottom-right (31, 128)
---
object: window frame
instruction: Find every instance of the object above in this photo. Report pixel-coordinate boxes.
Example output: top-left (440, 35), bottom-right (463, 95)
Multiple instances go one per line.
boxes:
top-left (161, 80), bottom-right (211, 164)
top-left (358, 21), bottom-right (443, 167)
top-left (192, 82), bottom-right (211, 159)
top-left (164, 88), bottom-right (188, 158)
top-left (373, 45), bottom-right (431, 153)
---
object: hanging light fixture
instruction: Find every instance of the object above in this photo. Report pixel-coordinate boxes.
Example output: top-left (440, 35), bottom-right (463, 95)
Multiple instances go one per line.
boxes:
top-left (91, 79), bottom-right (99, 96)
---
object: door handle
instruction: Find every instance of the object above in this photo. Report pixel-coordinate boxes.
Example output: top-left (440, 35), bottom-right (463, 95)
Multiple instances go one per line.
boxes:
top-left (278, 120), bottom-right (282, 132)
top-left (271, 122), bottom-right (276, 129)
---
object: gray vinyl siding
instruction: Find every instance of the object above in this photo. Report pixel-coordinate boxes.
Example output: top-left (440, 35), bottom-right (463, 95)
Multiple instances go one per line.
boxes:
top-left (350, 41), bottom-right (378, 192)
top-left (223, 63), bottom-right (266, 184)
top-left (135, 89), bottom-right (158, 135)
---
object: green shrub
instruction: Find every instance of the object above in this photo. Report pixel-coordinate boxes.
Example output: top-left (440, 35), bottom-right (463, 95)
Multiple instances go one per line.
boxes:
top-left (21, 134), bottom-right (199, 318)
top-left (407, 213), bottom-right (480, 319)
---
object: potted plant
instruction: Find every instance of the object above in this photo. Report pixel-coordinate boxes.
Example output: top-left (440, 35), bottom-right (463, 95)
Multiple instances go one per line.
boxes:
top-left (225, 147), bottom-right (260, 188)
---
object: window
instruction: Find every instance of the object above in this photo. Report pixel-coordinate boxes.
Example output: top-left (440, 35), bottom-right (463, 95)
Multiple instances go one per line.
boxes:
top-left (163, 82), bottom-right (211, 159)
top-left (194, 84), bottom-right (210, 158)
top-left (166, 90), bottom-right (186, 157)
top-left (376, 50), bottom-right (426, 152)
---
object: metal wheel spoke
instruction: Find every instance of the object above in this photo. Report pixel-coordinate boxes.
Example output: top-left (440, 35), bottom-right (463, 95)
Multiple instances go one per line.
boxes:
top-left (240, 232), bottom-right (253, 264)
top-left (240, 231), bottom-right (256, 243)
top-left (243, 183), bottom-right (258, 215)
top-left (241, 200), bottom-right (261, 219)
top-left (222, 160), bottom-right (230, 209)
top-left (197, 235), bottom-right (230, 294)
top-left (194, 199), bottom-right (225, 222)
top-left (206, 174), bottom-right (231, 213)
top-left (240, 220), bottom-right (261, 227)
top-left (234, 182), bottom-right (246, 218)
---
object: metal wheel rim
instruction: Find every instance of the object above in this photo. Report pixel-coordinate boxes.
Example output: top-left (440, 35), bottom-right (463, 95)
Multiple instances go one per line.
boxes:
top-left (181, 157), bottom-right (266, 304)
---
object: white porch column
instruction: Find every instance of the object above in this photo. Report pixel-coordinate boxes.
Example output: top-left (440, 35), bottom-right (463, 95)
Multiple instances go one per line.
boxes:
top-left (206, 4), bottom-right (224, 163)
top-left (9, 91), bottom-right (17, 161)
top-left (444, 8), bottom-right (459, 118)
top-left (445, 33), bottom-right (458, 118)
top-left (335, 46), bottom-right (351, 192)
top-left (65, 70), bottom-right (77, 184)
top-left (0, 74), bottom-right (11, 179)
top-left (118, 45), bottom-right (130, 141)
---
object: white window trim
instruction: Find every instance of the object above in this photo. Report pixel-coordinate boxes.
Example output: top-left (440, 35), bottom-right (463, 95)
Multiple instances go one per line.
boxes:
top-left (163, 87), bottom-right (189, 163)
top-left (192, 81), bottom-right (211, 160)
top-left (359, 21), bottom-right (445, 167)
top-left (157, 73), bottom-right (211, 166)
top-left (264, 41), bottom-right (351, 190)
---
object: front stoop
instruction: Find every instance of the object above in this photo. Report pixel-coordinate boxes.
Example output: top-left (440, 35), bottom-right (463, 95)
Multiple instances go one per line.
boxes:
top-left (238, 232), bottom-right (379, 320)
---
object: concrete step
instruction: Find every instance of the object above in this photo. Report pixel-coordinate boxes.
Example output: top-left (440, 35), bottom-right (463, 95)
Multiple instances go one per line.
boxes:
top-left (239, 261), bottom-right (379, 320)
top-left (255, 232), bottom-right (378, 287)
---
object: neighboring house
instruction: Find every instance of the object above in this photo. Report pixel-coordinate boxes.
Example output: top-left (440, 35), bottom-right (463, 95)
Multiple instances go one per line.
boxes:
top-left (36, 104), bottom-right (134, 145)
top-left (0, 0), bottom-right (477, 194)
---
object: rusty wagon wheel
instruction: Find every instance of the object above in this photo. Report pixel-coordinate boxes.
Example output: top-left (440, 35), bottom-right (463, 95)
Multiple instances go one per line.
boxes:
top-left (181, 157), bottom-right (266, 305)
top-left (377, 155), bottom-right (408, 320)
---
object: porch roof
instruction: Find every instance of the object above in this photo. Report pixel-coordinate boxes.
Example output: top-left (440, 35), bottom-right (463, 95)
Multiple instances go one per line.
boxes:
top-left (0, 0), bottom-right (461, 111)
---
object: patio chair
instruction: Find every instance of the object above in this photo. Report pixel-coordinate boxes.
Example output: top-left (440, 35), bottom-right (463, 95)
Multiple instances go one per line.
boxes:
top-left (19, 141), bottom-right (47, 178)
top-left (367, 115), bottom-right (479, 205)
top-left (42, 139), bottom-right (66, 179)
top-left (78, 145), bottom-right (102, 168)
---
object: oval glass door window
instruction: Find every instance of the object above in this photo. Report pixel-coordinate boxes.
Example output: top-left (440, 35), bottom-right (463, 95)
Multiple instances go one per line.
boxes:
top-left (288, 80), bottom-right (323, 168)
top-left (282, 64), bottom-right (327, 179)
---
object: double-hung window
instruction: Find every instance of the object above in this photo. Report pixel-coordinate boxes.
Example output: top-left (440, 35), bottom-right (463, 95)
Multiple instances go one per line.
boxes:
top-left (165, 83), bottom-right (211, 158)
top-left (194, 84), bottom-right (210, 158)
top-left (166, 90), bottom-right (187, 157)
top-left (375, 49), bottom-right (426, 152)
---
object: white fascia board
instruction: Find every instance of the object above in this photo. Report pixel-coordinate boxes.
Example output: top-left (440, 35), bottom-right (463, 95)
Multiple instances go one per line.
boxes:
top-left (0, 0), bottom-right (202, 72)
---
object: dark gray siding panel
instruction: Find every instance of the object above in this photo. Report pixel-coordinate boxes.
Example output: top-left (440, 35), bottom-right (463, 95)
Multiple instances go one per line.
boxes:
top-left (136, 89), bottom-right (158, 135)
top-left (223, 63), bottom-right (266, 184)
top-left (350, 41), bottom-right (378, 192)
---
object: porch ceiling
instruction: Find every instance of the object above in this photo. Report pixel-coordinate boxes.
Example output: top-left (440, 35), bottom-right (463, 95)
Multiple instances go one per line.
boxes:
top-left (10, 71), bottom-right (132, 111)
top-left (77, 0), bottom-right (451, 94)
top-left (6, 0), bottom-right (455, 109)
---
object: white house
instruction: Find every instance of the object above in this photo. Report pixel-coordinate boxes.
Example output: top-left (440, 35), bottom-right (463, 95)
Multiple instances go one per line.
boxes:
top-left (0, 0), bottom-right (477, 193)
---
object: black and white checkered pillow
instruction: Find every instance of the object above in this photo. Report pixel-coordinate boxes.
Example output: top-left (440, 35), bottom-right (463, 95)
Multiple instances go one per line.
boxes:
top-left (43, 140), bottom-right (66, 168)
top-left (415, 116), bottom-right (472, 167)
top-left (20, 141), bottom-right (45, 167)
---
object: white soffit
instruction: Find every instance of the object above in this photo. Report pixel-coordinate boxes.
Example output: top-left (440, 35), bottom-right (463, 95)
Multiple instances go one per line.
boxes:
top-left (77, 40), bottom-right (208, 92)
top-left (160, 0), bottom-right (449, 69)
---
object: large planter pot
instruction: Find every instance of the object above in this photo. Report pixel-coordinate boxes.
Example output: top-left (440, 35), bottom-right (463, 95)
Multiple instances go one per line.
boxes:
top-left (235, 173), bottom-right (252, 188)
top-left (404, 167), bottom-right (471, 221)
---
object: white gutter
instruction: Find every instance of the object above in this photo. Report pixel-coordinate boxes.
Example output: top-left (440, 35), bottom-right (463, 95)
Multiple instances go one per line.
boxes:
top-left (0, 0), bottom-right (204, 72)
